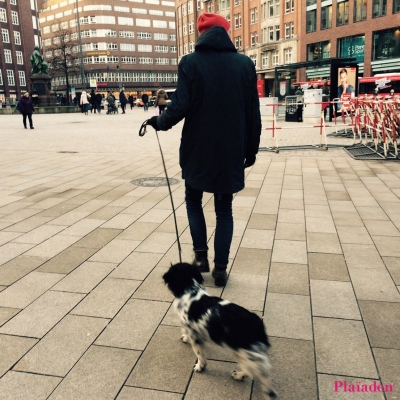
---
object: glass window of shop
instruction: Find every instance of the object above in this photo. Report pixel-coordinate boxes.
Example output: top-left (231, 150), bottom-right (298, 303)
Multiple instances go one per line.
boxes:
top-left (306, 9), bottom-right (316, 33)
top-left (393, 0), bottom-right (400, 13)
top-left (337, 0), bottom-right (349, 26)
top-left (372, 28), bottom-right (400, 60)
top-left (321, 4), bottom-right (332, 29)
top-left (337, 35), bottom-right (365, 63)
top-left (372, 0), bottom-right (387, 17)
top-left (307, 41), bottom-right (330, 61)
top-left (354, 0), bottom-right (367, 21)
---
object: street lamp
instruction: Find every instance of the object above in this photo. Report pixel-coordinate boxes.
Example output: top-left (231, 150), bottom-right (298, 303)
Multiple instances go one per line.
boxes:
top-left (75, 0), bottom-right (86, 90)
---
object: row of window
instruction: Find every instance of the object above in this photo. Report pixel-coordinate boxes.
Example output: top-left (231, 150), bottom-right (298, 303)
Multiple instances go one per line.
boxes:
top-left (0, 8), bottom-right (18, 24)
top-left (3, 49), bottom-right (23, 64)
top-left (42, 4), bottom-right (175, 15)
top-left (77, 56), bottom-right (177, 65)
top-left (42, 0), bottom-right (175, 13)
top-left (0, 69), bottom-right (26, 87)
top-left (43, 32), bottom-right (176, 47)
top-left (249, 50), bottom-right (286, 69)
top-left (45, 44), bottom-right (176, 54)
top-left (307, 0), bottom-right (400, 33)
top-left (51, 72), bottom-right (178, 86)
top-left (43, 18), bottom-right (176, 32)
top-left (1, 28), bottom-right (21, 44)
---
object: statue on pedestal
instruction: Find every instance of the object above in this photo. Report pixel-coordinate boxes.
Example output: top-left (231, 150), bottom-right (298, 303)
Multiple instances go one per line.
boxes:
top-left (30, 46), bottom-right (49, 75)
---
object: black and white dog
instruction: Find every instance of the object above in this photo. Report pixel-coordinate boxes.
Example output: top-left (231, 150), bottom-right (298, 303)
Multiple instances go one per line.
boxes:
top-left (163, 263), bottom-right (276, 399)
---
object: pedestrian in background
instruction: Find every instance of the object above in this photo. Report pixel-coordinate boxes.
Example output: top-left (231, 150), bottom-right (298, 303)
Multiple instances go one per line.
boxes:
top-left (146, 13), bottom-right (261, 286)
top-left (141, 93), bottom-right (149, 111)
top-left (119, 88), bottom-right (127, 114)
top-left (18, 92), bottom-right (35, 129)
top-left (155, 87), bottom-right (168, 114)
top-left (128, 94), bottom-right (134, 110)
top-left (90, 89), bottom-right (96, 113)
top-left (95, 91), bottom-right (102, 114)
top-left (80, 90), bottom-right (90, 115)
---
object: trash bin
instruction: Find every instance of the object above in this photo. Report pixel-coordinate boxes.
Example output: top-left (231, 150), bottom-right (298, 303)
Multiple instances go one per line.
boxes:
top-left (285, 95), bottom-right (298, 122)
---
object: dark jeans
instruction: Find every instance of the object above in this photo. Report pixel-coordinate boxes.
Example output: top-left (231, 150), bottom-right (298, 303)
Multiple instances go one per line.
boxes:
top-left (185, 182), bottom-right (233, 266)
top-left (158, 105), bottom-right (166, 114)
top-left (22, 113), bottom-right (33, 128)
top-left (121, 103), bottom-right (126, 113)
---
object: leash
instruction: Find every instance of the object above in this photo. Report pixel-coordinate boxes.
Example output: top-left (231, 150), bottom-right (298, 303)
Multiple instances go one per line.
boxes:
top-left (139, 120), bottom-right (183, 263)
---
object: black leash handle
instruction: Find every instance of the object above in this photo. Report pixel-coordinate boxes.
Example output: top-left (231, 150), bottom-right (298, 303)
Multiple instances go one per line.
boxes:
top-left (139, 121), bottom-right (182, 263)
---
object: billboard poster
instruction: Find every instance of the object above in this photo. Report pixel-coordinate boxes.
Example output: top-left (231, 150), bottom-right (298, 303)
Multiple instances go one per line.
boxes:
top-left (337, 67), bottom-right (356, 111)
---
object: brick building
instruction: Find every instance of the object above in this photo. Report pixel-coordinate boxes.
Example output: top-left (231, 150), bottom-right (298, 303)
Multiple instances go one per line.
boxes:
top-left (0, 0), bottom-right (41, 103)
top-left (38, 0), bottom-right (179, 98)
top-left (300, 0), bottom-right (400, 81)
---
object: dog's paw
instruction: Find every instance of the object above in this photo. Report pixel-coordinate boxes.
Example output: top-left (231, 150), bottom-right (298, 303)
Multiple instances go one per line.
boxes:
top-left (193, 361), bottom-right (206, 372)
top-left (180, 334), bottom-right (189, 343)
top-left (231, 370), bottom-right (245, 381)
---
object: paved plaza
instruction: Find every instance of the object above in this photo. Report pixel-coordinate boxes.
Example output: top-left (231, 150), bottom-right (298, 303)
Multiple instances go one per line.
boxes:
top-left (0, 108), bottom-right (399, 400)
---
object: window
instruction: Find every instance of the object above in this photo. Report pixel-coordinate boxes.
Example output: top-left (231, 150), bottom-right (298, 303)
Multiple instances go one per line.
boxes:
top-left (276, 0), bottom-right (280, 15)
top-left (16, 51), bottom-right (23, 64)
top-left (285, 0), bottom-right (294, 13)
top-left (373, 0), bottom-right (387, 17)
top-left (306, 9), bottom-right (316, 32)
top-left (7, 70), bottom-right (15, 85)
top-left (394, 0), bottom-right (400, 13)
top-left (234, 13), bottom-right (241, 29)
top-left (170, 34), bottom-right (176, 41)
top-left (149, 9), bottom-right (163, 15)
top-left (321, 5), bottom-right (332, 29)
top-left (183, 24), bottom-right (187, 36)
top-left (307, 41), bottom-right (330, 61)
top-left (284, 48), bottom-right (292, 63)
top-left (262, 53), bottom-right (268, 68)
top-left (4, 49), bottom-right (12, 63)
top-left (188, 1), bottom-right (193, 13)
top-left (268, 26), bottom-right (274, 42)
top-left (137, 32), bottom-right (151, 39)
top-left (10, 0), bottom-right (17, 4)
top-left (132, 8), bottom-right (147, 14)
top-left (268, 0), bottom-right (273, 17)
top-left (115, 6), bottom-right (130, 12)
top-left (284, 22), bottom-right (294, 38)
top-left (119, 17), bottom-right (134, 25)
top-left (275, 25), bottom-right (280, 41)
top-left (0, 8), bottom-right (6, 23)
top-left (169, 21), bottom-right (175, 29)
top-left (138, 44), bottom-right (152, 52)
top-left (354, 0), bottom-right (367, 21)
top-left (154, 45), bottom-right (168, 52)
top-left (189, 21), bottom-right (194, 34)
top-left (1, 28), bottom-right (9, 43)
top-left (154, 33), bottom-right (168, 40)
top-left (337, 35), bottom-right (365, 62)
top-left (120, 43), bottom-right (136, 51)
top-left (119, 31), bottom-right (135, 39)
top-left (337, 1), bottom-right (349, 25)
top-left (170, 46), bottom-right (177, 52)
top-left (250, 31), bottom-right (258, 46)
top-left (121, 56), bottom-right (136, 64)
top-left (107, 43), bottom-right (117, 50)
top-left (19, 70), bottom-right (26, 86)
top-left (372, 28), bottom-right (400, 60)
top-left (189, 41), bottom-right (195, 52)
top-left (250, 7), bottom-right (258, 23)
top-left (11, 11), bottom-right (19, 24)
top-left (249, 54), bottom-right (257, 66)
top-left (0, 69), bottom-right (2, 86)
top-left (14, 31), bottom-right (21, 45)
top-left (234, 35), bottom-right (242, 49)
top-left (272, 50), bottom-right (279, 66)
top-left (153, 20), bottom-right (167, 28)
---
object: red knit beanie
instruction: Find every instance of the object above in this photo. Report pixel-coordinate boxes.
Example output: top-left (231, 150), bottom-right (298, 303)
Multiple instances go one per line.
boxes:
top-left (197, 13), bottom-right (230, 34)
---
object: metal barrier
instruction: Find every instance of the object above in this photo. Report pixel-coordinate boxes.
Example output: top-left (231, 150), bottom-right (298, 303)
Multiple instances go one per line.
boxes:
top-left (262, 97), bottom-right (400, 159)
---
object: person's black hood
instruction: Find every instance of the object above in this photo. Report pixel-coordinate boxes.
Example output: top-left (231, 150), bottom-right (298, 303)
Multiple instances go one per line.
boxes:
top-left (195, 26), bottom-right (237, 52)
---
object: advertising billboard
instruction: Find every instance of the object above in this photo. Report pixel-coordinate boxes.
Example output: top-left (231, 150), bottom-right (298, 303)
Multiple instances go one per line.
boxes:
top-left (337, 67), bottom-right (356, 111)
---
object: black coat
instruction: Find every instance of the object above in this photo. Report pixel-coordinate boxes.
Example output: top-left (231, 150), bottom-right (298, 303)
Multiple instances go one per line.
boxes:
top-left (119, 90), bottom-right (127, 105)
top-left (156, 27), bottom-right (261, 194)
top-left (19, 97), bottom-right (34, 114)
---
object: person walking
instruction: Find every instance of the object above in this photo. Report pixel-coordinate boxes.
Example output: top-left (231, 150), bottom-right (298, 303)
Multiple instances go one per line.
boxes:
top-left (141, 93), bottom-right (149, 111)
top-left (146, 13), bottom-right (261, 286)
top-left (119, 88), bottom-right (127, 114)
top-left (95, 91), bottom-right (103, 114)
top-left (18, 92), bottom-right (35, 129)
top-left (155, 87), bottom-right (168, 114)
top-left (80, 90), bottom-right (90, 115)
top-left (128, 94), bottom-right (134, 110)
top-left (90, 89), bottom-right (96, 113)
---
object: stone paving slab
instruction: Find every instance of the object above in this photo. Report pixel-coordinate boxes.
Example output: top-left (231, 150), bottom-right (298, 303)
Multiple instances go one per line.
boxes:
top-left (1, 112), bottom-right (400, 399)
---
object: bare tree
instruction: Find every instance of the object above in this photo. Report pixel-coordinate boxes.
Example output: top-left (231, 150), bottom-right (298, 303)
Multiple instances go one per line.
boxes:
top-left (44, 26), bottom-right (81, 105)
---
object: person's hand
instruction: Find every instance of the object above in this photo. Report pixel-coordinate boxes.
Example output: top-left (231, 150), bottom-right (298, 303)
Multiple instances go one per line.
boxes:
top-left (146, 116), bottom-right (158, 130)
top-left (244, 154), bottom-right (256, 168)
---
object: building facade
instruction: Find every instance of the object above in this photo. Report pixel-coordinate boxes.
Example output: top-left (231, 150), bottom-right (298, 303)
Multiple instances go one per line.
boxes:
top-left (0, 0), bottom-right (41, 102)
top-left (38, 0), bottom-right (178, 98)
top-left (300, 0), bottom-right (400, 81)
top-left (175, 0), bottom-right (300, 96)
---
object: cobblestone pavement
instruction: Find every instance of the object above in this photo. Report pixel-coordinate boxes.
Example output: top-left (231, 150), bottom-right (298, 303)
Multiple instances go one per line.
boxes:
top-left (0, 109), bottom-right (399, 400)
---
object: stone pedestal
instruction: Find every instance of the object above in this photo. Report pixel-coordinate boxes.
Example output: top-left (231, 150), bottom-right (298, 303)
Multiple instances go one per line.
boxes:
top-left (30, 74), bottom-right (57, 107)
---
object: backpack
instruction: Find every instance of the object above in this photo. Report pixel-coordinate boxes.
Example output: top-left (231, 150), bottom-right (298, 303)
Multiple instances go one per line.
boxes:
top-left (16, 99), bottom-right (22, 112)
